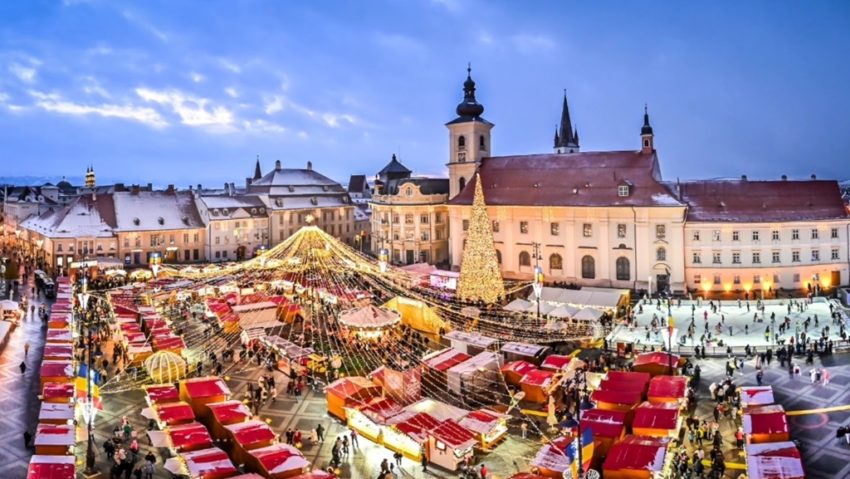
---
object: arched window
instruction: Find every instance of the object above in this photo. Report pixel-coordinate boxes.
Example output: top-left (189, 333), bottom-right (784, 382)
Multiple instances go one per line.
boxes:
top-left (479, 135), bottom-right (486, 150)
top-left (496, 250), bottom-right (502, 264)
top-left (549, 253), bottom-right (563, 271)
top-left (581, 255), bottom-right (595, 279)
top-left (656, 247), bottom-right (666, 262)
top-left (519, 251), bottom-right (531, 267)
top-left (616, 257), bottom-right (630, 281)
top-left (459, 177), bottom-right (466, 192)
top-left (458, 135), bottom-right (466, 150)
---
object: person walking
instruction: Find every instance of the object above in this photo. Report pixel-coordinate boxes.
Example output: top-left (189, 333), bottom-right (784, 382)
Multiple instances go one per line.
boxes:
top-left (24, 342), bottom-right (30, 357)
top-left (350, 429), bottom-right (359, 449)
top-left (19, 361), bottom-right (26, 375)
top-left (316, 423), bottom-right (325, 443)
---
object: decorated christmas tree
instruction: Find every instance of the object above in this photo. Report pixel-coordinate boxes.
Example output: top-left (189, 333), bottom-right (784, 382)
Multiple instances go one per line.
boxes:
top-left (457, 174), bottom-right (505, 304)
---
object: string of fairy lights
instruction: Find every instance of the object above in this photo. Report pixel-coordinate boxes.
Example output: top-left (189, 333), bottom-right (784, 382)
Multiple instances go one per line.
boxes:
top-left (94, 219), bottom-right (595, 470)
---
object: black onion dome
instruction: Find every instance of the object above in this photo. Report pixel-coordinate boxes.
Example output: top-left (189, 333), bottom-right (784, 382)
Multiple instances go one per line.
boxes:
top-left (455, 66), bottom-right (484, 118)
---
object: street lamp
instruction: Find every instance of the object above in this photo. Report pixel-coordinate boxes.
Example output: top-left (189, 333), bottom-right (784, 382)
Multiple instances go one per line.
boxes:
top-left (532, 242), bottom-right (543, 319)
top-left (77, 284), bottom-right (97, 474)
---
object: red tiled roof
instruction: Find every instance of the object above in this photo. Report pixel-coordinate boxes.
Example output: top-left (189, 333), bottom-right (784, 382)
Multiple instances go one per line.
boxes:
top-left (679, 179), bottom-right (847, 222)
top-left (448, 151), bottom-right (682, 208)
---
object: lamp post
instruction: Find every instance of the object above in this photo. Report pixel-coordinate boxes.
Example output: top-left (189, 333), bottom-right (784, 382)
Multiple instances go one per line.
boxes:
top-left (667, 313), bottom-right (675, 375)
top-left (532, 242), bottom-right (543, 319)
top-left (77, 279), bottom-right (96, 474)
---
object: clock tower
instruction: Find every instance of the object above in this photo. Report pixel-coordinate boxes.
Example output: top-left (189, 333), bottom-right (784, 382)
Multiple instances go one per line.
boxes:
top-left (446, 66), bottom-right (493, 199)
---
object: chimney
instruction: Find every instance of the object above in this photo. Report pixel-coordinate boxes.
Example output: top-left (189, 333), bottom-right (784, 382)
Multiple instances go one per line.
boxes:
top-left (741, 175), bottom-right (747, 181)
top-left (811, 174), bottom-right (817, 180)
top-left (307, 161), bottom-right (313, 171)
top-left (275, 160), bottom-right (282, 171)
top-left (115, 182), bottom-right (125, 191)
top-left (146, 183), bottom-right (152, 190)
top-left (246, 177), bottom-right (252, 188)
top-left (131, 185), bottom-right (140, 195)
top-left (230, 183), bottom-right (236, 196)
top-left (166, 184), bottom-right (174, 194)
top-left (197, 183), bottom-right (202, 191)
top-left (188, 185), bottom-right (193, 192)
top-left (781, 175), bottom-right (787, 181)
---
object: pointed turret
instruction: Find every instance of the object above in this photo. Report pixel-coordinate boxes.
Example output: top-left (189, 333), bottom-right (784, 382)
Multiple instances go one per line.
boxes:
top-left (253, 155), bottom-right (262, 180)
top-left (554, 91), bottom-right (579, 153)
top-left (641, 104), bottom-right (654, 153)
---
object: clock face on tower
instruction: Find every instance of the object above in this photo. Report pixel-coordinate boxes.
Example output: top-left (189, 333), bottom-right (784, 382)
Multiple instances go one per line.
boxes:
top-left (457, 151), bottom-right (467, 163)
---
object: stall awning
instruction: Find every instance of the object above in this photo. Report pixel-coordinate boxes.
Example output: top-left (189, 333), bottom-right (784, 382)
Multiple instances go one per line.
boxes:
top-left (580, 409), bottom-right (627, 438)
top-left (603, 435), bottom-right (670, 473)
top-left (746, 441), bottom-right (805, 479)
top-left (181, 377), bottom-right (231, 400)
top-left (633, 402), bottom-right (680, 430)
top-left (744, 405), bottom-right (789, 435)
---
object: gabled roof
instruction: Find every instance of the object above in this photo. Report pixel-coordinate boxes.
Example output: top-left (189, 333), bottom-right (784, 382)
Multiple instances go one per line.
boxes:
top-left (679, 179), bottom-right (847, 222)
top-left (448, 151), bottom-right (683, 208)
top-left (348, 175), bottom-right (368, 193)
top-left (377, 155), bottom-right (412, 176)
top-left (20, 193), bottom-right (116, 238)
top-left (112, 191), bottom-right (204, 231)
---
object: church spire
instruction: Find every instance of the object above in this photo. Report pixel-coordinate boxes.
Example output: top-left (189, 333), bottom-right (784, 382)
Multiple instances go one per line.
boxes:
top-left (641, 103), bottom-right (654, 153)
top-left (253, 155), bottom-right (262, 180)
top-left (554, 90), bottom-right (579, 153)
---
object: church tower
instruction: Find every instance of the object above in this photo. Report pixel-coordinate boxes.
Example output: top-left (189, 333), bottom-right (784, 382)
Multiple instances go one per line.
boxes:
top-left (553, 91), bottom-right (579, 154)
top-left (446, 65), bottom-right (493, 199)
top-left (84, 165), bottom-right (96, 188)
top-left (641, 104), bottom-right (654, 153)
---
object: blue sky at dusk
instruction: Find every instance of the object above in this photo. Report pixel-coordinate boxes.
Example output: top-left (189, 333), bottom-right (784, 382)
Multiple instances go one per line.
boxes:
top-left (1, 0), bottom-right (849, 186)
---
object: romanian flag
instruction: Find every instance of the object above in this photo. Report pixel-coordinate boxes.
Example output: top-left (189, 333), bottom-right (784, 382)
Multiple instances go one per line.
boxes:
top-left (534, 266), bottom-right (545, 286)
top-left (565, 427), bottom-right (594, 474)
top-left (77, 364), bottom-right (102, 384)
top-left (74, 377), bottom-right (103, 409)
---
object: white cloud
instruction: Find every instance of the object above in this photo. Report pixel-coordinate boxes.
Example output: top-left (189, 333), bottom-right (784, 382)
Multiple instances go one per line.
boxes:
top-left (322, 113), bottom-right (358, 128)
top-left (264, 95), bottom-right (284, 115)
top-left (135, 87), bottom-right (234, 128)
top-left (121, 9), bottom-right (168, 42)
top-left (81, 77), bottom-right (111, 99)
top-left (224, 87), bottom-right (239, 98)
top-left (28, 90), bottom-right (167, 128)
top-left (219, 59), bottom-right (241, 74)
top-left (10, 63), bottom-right (37, 83)
top-left (512, 33), bottom-right (555, 53)
top-left (190, 72), bottom-right (205, 83)
top-left (243, 119), bottom-right (286, 134)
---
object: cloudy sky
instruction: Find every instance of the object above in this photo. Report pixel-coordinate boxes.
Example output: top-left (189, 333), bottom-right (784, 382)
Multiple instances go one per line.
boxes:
top-left (1, 1), bottom-right (849, 186)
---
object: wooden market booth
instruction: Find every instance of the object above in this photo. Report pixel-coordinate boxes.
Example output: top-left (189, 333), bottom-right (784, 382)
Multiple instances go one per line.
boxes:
top-left (325, 376), bottom-right (382, 421)
top-left (382, 412), bottom-right (442, 461)
top-left (345, 396), bottom-right (404, 443)
top-left (746, 441), bottom-right (805, 479)
top-left (26, 455), bottom-right (76, 479)
top-left (739, 386), bottom-right (775, 408)
top-left (632, 401), bottom-right (681, 438)
top-left (206, 400), bottom-right (253, 439)
top-left (173, 447), bottom-right (237, 479)
top-left (165, 421), bottom-right (215, 453)
top-left (646, 376), bottom-right (688, 405)
top-left (225, 420), bottom-right (278, 465)
top-left (421, 348), bottom-right (471, 391)
top-left (38, 403), bottom-right (75, 426)
top-left (529, 436), bottom-right (571, 478)
top-left (179, 376), bottom-right (232, 420)
top-left (580, 408), bottom-right (627, 465)
top-left (246, 443), bottom-right (311, 479)
top-left (42, 344), bottom-right (74, 361)
top-left (151, 401), bottom-right (196, 428)
top-left (590, 389), bottom-right (643, 414)
top-left (603, 435), bottom-right (671, 479)
top-left (743, 405), bottom-right (790, 444)
top-left (632, 352), bottom-right (681, 377)
top-left (427, 419), bottom-right (477, 471)
top-left (41, 383), bottom-right (74, 405)
top-left (33, 424), bottom-right (75, 456)
top-left (500, 360), bottom-right (537, 386)
top-left (519, 369), bottom-right (556, 404)
top-left (457, 409), bottom-right (508, 449)
top-left (145, 384), bottom-right (181, 406)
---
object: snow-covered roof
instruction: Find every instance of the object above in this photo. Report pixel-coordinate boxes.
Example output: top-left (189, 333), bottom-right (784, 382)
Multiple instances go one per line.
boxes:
top-left (112, 191), bottom-right (204, 231)
top-left (199, 195), bottom-right (268, 218)
top-left (20, 194), bottom-right (116, 238)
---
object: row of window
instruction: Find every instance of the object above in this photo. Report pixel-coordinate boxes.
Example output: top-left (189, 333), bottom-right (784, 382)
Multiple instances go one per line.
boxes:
top-left (693, 228), bottom-right (839, 242)
top-left (464, 221), bottom-right (667, 240)
top-left (382, 213), bottom-right (441, 225)
top-left (457, 135), bottom-right (487, 151)
top-left (694, 273), bottom-right (807, 286)
top-left (120, 233), bottom-right (201, 249)
top-left (512, 252), bottom-right (631, 281)
top-left (692, 248), bottom-right (840, 264)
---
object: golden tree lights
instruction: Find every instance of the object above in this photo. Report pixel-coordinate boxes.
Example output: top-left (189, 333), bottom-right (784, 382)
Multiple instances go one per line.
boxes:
top-left (457, 174), bottom-right (505, 304)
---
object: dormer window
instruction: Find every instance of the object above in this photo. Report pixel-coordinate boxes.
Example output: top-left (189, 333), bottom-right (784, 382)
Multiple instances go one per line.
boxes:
top-left (133, 217), bottom-right (140, 226)
top-left (405, 187), bottom-right (413, 197)
top-left (221, 209), bottom-right (229, 216)
top-left (618, 185), bottom-right (630, 197)
top-left (182, 216), bottom-right (190, 226)
top-left (212, 209), bottom-right (219, 216)
top-left (288, 185), bottom-right (295, 193)
top-left (275, 198), bottom-right (283, 207)
top-left (311, 197), bottom-right (318, 205)
top-left (322, 185), bottom-right (329, 191)
top-left (157, 217), bottom-right (165, 225)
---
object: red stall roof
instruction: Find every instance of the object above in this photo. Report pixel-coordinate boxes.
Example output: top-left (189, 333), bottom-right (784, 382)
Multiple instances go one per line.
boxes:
top-left (181, 377), bottom-right (231, 399)
top-left (501, 360), bottom-right (537, 376)
top-left (423, 348), bottom-right (472, 372)
top-left (740, 386), bottom-right (776, 407)
top-left (169, 422), bottom-right (213, 452)
top-left (521, 369), bottom-right (555, 388)
top-left (250, 444), bottom-right (310, 476)
top-left (326, 376), bottom-right (380, 398)
top-left (181, 447), bottom-right (237, 478)
top-left (152, 336), bottom-right (186, 351)
top-left (42, 383), bottom-right (74, 401)
top-left (40, 360), bottom-right (74, 379)
top-left (42, 344), bottom-right (74, 360)
top-left (530, 437), bottom-right (571, 473)
top-left (225, 420), bottom-right (277, 448)
top-left (145, 384), bottom-right (180, 405)
top-left (604, 435), bottom-right (670, 472)
top-left (288, 470), bottom-right (335, 479)
top-left (633, 351), bottom-right (680, 368)
top-left (430, 419), bottom-right (476, 448)
top-left (34, 424), bottom-right (75, 447)
top-left (207, 400), bottom-right (252, 425)
top-left (156, 401), bottom-right (195, 425)
top-left (633, 402), bottom-right (680, 430)
top-left (590, 389), bottom-right (643, 406)
top-left (540, 354), bottom-right (573, 371)
top-left (580, 409), bottom-right (628, 438)
top-left (743, 405), bottom-right (788, 435)
top-left (647, 376), bottom-right (688, 400)
top-left (392, 412), bottom-right (442, 441)
top-left (359, 397), bottom-right (404, 424)
top-left (746, 441), bottom-right (805, 479)
top-left (606, 370), bottom-right (651, 384)
top-left (459, 409), bottom-right (504, 435)
top-left (27, 455), bottom-right (75, 479)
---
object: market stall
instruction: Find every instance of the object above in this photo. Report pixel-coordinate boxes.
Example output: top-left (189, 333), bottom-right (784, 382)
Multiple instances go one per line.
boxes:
top-left (39, 360), bottom-right (74, 389)
top-left (457, 409), bottom-right (508, 449)
top-left (603, 435), bottom-right (671, 479)
top-left (500, 342), bottom-right (550, 364)
top-left (225, 420), bottom-right (278, 464)
top-left (41, 382), bottom-right (74, 404)
top-left (149, 401), bottom-right (196, 428)
top-left (246, 443), bottom-right (311, 479)
top-left (38, 403), bottom-right (75, 425)
top-left (145, 384), bottom-right (181, 406)
top-left (446, 351), bottom-right (501, 396)
top-left (580, 408), bottom-right (627, 465)
top-left (589, 389), bottom-right (643, 413)
top-left (427, 419), bottom-right (476, 471)
top-left (500, 360), bottom-right (537, 386)
top-left (529, 436), bottom-right (571, 478)
top-left (33, 424), bottom-right (75, 456)
top-left (338, 305), bottom-right (401, 340)
top-left (631, 402), bottom-right (681, 438)
top-left (206, 400), bottom-right (253, 439)
top-left (179, 377), bottom-right (232, 420)
top-left (325, 376), bottom-right (383, 421)
top-left (632, 352), bottom-right (681, 377)
top-left (166, 447), bottom-right (237, 479)
top-left (604, 371), bottom-right (651, 395)
top-left (26, 455), bottom-right (76, 479)
top-left (382, 296), bottom-right (447, 335)
top-left (646, 376), bottom-right (688, 405)
top-left (743, 405), bottom-right (790, 444)
top-left (443, 330), bottom-right (497, 355)
top-left (746, 441), bottom-right (805, 479)
top-left (368, 365), bottom-right (422, 405)
top-left (404, 398), bottom-right (469, 422)
top-left (739, 386), bottom-right (776, 408)
top-left (42, 344), bottom-right (74, 361)
top-left (383, 412), bottom-right (442, 461)
top-left (519, 369), bottom-right (556, 404)
top-left (346, 396), bottom-right (404, 442)
top-left (540, 355), bottom-right (575, 373)
top-left (163, 421), bottom-right (215, 453)
top-left (421, 348), bottom-right (470, 391)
